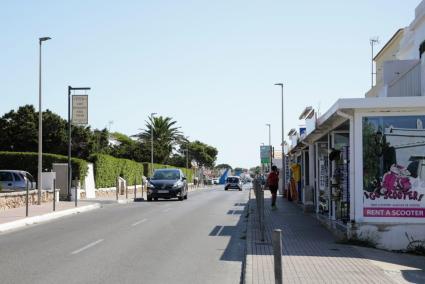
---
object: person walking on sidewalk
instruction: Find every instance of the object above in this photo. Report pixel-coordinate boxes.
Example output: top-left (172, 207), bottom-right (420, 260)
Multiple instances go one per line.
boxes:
top-left (266, 165), bottom-right (279, 210)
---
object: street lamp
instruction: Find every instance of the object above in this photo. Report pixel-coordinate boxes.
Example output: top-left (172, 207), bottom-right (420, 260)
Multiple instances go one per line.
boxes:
top-left (37, 36), bottom-right (51, 205)
top-left (275, 82), bottom-right (286, 193)
top-left (150, 113), bottom-right (157, 175)
top-left (266, 123), bottom-right (271, 172)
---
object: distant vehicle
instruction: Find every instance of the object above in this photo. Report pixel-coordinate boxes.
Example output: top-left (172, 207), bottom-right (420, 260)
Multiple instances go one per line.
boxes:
top-left (0, 170), bottom-right (35, 192)
top-left (147, 169), bottom-right (188, 201)
top-left (213, 178), bottom-right (219, 185)
top-left (225, 176), bottom-right (242, 191)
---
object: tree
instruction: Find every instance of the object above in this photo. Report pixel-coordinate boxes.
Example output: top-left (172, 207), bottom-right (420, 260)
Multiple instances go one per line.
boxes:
top-left (179, 140), bottom-right (218, 168)
top-left (134, 116), bottom-right (186, 164)
top-left (0, 105), bottom-right (38, 152)
top-left (0, 105), bottom-right (111, 160)
top-left (110, 132), bottom-right (149, 162)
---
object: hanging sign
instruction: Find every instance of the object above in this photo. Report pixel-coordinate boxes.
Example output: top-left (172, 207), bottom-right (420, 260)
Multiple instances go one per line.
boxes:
top-left (260, 145), bottom-right (271, 164)
top-left (72, 95), bottom-right (88, 125)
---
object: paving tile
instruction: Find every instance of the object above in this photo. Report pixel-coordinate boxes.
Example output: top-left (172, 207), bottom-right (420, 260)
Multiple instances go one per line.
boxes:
top-left (244, 190), bottom-right (423, 284)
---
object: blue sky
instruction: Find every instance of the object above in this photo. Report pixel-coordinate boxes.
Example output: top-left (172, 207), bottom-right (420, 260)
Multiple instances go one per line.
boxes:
top-left (1, 0), bottom-right (421, 168)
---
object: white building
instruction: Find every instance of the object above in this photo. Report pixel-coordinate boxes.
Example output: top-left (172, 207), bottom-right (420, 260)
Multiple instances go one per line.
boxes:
top-left (286, 1), bottom-right (425, 250)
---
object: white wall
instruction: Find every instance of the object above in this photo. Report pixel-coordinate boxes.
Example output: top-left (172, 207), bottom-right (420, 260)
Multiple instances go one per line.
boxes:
top-left (84, 163), bottom-right (96, 199)
top-left (398, 0), bottom-right (425, 60)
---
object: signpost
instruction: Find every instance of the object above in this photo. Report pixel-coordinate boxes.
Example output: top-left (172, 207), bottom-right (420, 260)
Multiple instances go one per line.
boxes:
top-left (68, 86), bottom-right (90, 206)
top-left (260, 145), bottom-right (272, 172)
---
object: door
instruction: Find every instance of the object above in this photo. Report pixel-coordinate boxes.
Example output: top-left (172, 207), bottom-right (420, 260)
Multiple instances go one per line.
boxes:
top-left (0, 172), bottom-right (14, 191)
top-left (13, 172), bottom-right (26, 190)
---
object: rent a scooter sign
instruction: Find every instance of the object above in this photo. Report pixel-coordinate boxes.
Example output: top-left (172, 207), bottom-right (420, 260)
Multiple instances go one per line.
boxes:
top-left (362, 115), bottom-right (425, 219)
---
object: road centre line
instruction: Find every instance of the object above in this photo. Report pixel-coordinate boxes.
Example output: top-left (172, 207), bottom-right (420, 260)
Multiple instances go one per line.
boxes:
top-left (131, 218), bottom-right (147, 227)
top-left (71, 239), bottom-right (104, 255)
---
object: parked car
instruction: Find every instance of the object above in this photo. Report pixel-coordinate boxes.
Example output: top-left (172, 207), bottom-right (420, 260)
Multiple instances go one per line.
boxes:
top-left (0, 170), bottom-right (35, 192)
top-left (147, 169), bottom-right (188, 201)
top-left (213, 178), bottom-right (219, 185)
top-left (225, 176), bottom-right (242, 191)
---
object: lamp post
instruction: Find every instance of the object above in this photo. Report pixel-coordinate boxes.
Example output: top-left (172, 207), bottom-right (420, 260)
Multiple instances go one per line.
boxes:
top-left (150, 113), bottom-right (157, 176)
top-left (266, 123), bottom-right (271, 172)
top-left (275, 83), bottom-right (285, 194)
top-left (37, 36), bottom-right (51, 205)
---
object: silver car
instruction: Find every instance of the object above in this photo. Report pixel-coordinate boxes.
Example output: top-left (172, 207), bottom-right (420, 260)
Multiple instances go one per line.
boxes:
top-left (0, 170), bottom-right (35, 192)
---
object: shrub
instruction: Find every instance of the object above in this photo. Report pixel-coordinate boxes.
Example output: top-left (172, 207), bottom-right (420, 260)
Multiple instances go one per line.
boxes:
top-left (0, 151), bottom-right (88, 181)
top-left (88, 155), bottom-right (194, 188)
top-left (89, 154), bottom-right (143, 188)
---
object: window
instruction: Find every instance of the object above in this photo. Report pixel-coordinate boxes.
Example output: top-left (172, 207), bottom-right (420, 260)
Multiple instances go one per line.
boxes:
top-left (0, 172), bottom-right (13, 182)
top-left (13, 173), bottom-right (23, 181)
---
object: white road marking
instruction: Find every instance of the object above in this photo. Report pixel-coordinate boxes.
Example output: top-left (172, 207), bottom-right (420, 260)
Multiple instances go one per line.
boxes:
top-left (71, 239), bottom-right (104, 255)
top-left (162, 208), bottom-right (171, 213)
top-left (131, 218), bottom-right (147, 227)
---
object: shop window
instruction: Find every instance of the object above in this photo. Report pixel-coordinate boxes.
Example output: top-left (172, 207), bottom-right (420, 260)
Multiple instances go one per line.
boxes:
top-left (362, 115), bottom-right (425, 218)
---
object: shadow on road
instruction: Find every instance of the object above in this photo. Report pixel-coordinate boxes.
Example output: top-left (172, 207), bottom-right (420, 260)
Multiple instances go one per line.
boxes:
top-left (208, 202), bottom-right (248, 263)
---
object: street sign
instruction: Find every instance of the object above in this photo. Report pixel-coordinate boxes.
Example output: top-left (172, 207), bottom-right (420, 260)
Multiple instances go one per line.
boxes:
top-left (260, 145), bottom-right (271, 164)
top-left (72, 95), bottom-right (88, 125)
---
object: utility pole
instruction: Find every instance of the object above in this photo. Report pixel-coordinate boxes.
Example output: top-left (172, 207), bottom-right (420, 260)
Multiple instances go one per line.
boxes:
top-left (150, 113), bottom-right (157, 176)
top-left (275, 83), bottom-right (285, 194)
top-left (266, 123), bottom-right (271, 172)
top-left (37, 36), bottom-right (51, 204)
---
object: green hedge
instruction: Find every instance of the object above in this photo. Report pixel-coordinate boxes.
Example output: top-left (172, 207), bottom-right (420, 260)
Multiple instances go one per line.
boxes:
top-left (0, 151), bottom-right (88, 181)
top-left (89, 154), bottom-right (143, 188)
top-left (89, 154), bottom-right (194, 188)
top-left (143, 163), bottom-right (194, 182)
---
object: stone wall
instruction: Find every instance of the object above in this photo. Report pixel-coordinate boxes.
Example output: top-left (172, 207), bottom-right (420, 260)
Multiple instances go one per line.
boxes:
top-left (0, 190), bottom-right (56, 211)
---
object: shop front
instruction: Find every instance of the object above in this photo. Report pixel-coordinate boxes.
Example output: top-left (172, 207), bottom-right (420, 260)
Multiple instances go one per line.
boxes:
top-left (298, 97), bottom-right (425, 250)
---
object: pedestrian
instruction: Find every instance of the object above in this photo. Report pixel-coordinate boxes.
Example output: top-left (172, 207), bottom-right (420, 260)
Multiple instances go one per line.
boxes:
top-left (266, 165), bottom-right (279, 210)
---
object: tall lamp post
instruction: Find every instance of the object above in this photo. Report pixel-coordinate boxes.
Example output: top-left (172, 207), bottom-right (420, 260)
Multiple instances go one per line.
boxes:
top-left (275, 83), bottom-right (285, 194)
top-left (37, 36), bottom-right (51, 205)
top-left (150, 113), bottom-right (157, 176)
top-left (266, 123), bottom-right (271, 172)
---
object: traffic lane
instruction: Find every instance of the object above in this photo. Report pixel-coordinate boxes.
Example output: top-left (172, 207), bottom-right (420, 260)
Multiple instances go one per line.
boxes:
top-left (0, 187), bottom-right (248, 284)
top-left (61, 188), bottom-right (249, 284)
top-left (0, 188), bottom-right (218, 282)
top-left (46, 188), bottom-right (249, 284)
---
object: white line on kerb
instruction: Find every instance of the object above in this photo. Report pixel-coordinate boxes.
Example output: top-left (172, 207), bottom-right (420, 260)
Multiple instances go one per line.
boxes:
top-left (71, 239), bottom-right (104, 255)
top-left (131, 218), bottom-right (147, 227)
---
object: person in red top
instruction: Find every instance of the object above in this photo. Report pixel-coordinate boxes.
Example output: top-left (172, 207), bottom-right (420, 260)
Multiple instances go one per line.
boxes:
top-left (267, 165), bottom-right (280, 210)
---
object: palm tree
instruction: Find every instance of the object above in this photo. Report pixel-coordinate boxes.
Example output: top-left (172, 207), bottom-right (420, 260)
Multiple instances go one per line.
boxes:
top-left (134, 116), bottom-right (186, 164)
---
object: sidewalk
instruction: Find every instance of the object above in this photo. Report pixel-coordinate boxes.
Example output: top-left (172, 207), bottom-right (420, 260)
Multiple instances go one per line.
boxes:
top-left (0, 201), bottom-right (100, 233)
top-left (244, 191), bottom-right (425, 284)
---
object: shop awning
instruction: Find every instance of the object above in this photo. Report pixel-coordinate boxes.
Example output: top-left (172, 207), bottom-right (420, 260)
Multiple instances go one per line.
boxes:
top-left (301, 97), bottom-right (425, 145)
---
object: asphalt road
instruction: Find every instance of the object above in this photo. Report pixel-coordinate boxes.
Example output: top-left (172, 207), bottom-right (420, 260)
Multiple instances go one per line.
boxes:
top-left (0, 185), bottom-right (250, 284)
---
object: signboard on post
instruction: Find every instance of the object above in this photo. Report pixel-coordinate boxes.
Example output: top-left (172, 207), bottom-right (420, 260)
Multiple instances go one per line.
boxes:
top-left (260, 145), bottom-right (271, 164)
top-left (72, 95), bottom-right (88, 125)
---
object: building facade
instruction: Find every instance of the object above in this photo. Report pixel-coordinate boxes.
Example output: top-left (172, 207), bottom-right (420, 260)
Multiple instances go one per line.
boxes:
top-left (285, 1), bottom-right (425, 250)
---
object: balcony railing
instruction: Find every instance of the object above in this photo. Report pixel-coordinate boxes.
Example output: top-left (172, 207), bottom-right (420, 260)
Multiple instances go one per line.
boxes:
top-left (387, 61), bottom-right (421, 97)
